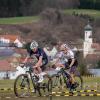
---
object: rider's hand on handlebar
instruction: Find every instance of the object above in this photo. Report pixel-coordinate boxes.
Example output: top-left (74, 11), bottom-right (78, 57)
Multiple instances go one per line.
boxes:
top-left (19, 63), bottom-right (25, 67)
top-left (33, 65), bottom-right (38, 68)
top-left (64, 63), bottom-right (69, 69)
top-left (66, 66), bottom-right (70, 69)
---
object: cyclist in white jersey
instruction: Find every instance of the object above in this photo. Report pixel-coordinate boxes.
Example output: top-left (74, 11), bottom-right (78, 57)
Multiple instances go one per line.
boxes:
top-left (55, 44), bottom-right (78, 88)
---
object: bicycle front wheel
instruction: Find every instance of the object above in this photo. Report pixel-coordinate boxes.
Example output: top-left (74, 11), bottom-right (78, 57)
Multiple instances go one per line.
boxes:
top-left (14, 74), bottom-right (30, 97)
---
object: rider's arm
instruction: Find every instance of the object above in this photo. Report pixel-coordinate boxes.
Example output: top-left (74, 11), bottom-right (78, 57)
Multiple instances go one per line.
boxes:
top-left (23, 55), bottom-right (30, 63)
top-left (43, 47), bottom-right (50, 56)
top-left (69, 58), bottom-right (75, 68)
top-left (69, 50), bottom-right (75, 68)
top-left (35, 56), bottom-right (43, 67)
top-left (54, 52), bottom-right (63, 64)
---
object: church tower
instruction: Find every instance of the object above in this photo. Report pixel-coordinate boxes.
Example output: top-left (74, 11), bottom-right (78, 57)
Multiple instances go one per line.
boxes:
top-left (83, 22), bottom-right (93, 58)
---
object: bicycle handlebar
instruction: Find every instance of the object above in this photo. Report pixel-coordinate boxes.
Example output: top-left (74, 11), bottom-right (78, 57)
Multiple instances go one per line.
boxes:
top-left (19, 63), bottom-right (25, 67)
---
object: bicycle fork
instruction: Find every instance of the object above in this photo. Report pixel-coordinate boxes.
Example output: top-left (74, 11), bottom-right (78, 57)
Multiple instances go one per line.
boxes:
top-left (30, 73), bottom-right (42, 96)
top-left (61, 69), bottom-right (72, 90)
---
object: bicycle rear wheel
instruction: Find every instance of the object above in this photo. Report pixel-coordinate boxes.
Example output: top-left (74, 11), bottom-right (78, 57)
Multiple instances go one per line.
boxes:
top-left (14, 74), bottom-right (30, 97)
top-left (74, 75), bottom-right (83, 90)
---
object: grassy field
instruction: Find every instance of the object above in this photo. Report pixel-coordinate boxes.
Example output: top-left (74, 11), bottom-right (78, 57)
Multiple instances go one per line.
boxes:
top-left (0, 16), bottom-right (39, 24)
top-left (0, 9), bottom-right (99, 24)
top-left (0, 76), bottom-right (100, 89)
top-left (0, 96), bottom-right (100, 100)
top-left (0, 77), bottom-right (100, 100)
top-left (64, 9), bottom-right (100, 19)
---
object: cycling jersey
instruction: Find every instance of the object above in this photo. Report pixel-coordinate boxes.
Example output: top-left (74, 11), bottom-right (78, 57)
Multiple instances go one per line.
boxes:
top-left (58, 49), bottom-right (78, 66)
top-left (27, 48), bottom-right (48, 66)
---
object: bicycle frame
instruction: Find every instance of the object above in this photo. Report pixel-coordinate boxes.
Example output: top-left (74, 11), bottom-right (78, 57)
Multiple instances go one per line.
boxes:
top-left (24, 66), bottom-right (40, 94)
top-left (52, 68), bottom-right (77, 90)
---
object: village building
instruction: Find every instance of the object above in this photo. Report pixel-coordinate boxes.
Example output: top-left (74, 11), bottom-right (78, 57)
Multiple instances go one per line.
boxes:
top-left (0, 34), bottom-right (23, 48)
top-left (0, 59), bottom-right (16, 79)
top-left (83, 22), bottom-right (100, 68)
top-left (0, 48), bottom-right (27, 79)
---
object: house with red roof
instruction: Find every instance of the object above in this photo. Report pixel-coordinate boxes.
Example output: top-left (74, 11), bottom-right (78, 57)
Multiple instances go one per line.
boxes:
top-left (0, 59), bottom-right (16, 79)
top-left (91, 43), bottom-right (100, 54)
top-left (0, 34), bottom-right (23, 47)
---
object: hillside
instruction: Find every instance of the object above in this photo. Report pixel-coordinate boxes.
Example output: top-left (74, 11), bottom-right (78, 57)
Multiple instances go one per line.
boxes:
top-left (0, 0), bottom-right (79, 17)
top-left (0, 0), bottom-right (100, 17)
top-left (0, 9), bottom-right (100, 24)
top-left (0, 9), bottom-right (100, 46)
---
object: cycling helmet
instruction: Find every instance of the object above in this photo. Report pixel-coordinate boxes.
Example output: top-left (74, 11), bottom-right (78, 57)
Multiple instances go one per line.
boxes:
top-left (30, 40), bottom-right (38, 49)
top-left (60, 43), bottom-right (69, 50)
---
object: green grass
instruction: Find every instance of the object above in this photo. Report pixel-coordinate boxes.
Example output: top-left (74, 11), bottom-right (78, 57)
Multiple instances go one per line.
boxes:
top-left (0, 96), bottom-right (100, 100)
top-left (0, 76), bottom-right (100, 90)
top-left (52, 97), bottom-right (100, 100)
top-left (0, 79), bottom-right (14, 88)
top-left (64, 9), bottom-right (100, 19)
top-left (82, 76), bottom-right (100, 90)
top-left (0, 77), bottom-right (100, 100)
top-left (0, 9), bottom-right (99, 24)
top-left (0, 16), bottom-right (39, 24)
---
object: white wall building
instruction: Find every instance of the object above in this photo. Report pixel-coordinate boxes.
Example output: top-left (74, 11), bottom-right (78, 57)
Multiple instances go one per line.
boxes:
top-left (14, 38), bottom-right (23, 48)
top-left (0, 37), bottom-right (10, 43)
top-left (0, 35), bottom-right (23, 48)
top-left (83, 23), bottom-right (94, 58)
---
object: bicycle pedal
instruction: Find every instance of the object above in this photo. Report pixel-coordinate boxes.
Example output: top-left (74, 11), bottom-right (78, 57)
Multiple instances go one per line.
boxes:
top-left (71, 82), bottom-right (79, 89)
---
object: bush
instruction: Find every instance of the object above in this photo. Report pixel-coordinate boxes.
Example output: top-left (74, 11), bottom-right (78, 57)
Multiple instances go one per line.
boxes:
top-left (23, 42), bottom-right (31, 52)
top-left (96, 60), bottom-right (100, 68)
top-left (79, 0), bottom-right (100, 10)
top-left (40, 8), bottom-right (63, 24)
top-left (78, 63), bottom-right (91, 75)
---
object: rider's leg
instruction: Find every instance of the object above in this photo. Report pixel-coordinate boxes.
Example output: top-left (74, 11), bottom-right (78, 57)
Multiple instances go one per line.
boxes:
top-left (36, 59), bottom-right (48, 83)
top-left (33, 64), bottom-right (42, 75)
top-left (69, 66), bottom-right (79, 88)
top-left (70, 73), bottom-right (75, 84)
top-left (34, 68), bottom-right (38, 74)
top-left (37, 60), bottom-right (47, 83)
top-left (36, 66), bottom-right (42, 73)
top-left (69, 66), bottom-right (76, 84)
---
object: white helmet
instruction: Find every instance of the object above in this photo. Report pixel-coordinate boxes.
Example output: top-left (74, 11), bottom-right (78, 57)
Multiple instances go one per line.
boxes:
top-left (30, 40), bottom-right (38, 49)
top-left (61, 44), bottom-right (69, 50)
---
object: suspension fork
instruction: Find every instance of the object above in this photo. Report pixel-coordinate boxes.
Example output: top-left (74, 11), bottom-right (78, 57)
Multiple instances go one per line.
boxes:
top-left (30, 72), bottom-right (42, 96)
top-left (20, 78), bottom-right (25, 87)
top-left (20, 75), bottom-right (29, 86)
top-left (30, 73), bottom-right (36, 92)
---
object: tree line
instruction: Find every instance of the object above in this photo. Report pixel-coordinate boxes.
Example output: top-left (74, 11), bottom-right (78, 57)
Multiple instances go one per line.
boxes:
top-left (0, 0), bottom-right (79, 17)
top-left (79, 0), bottom-right (100, 9)
top-left (0, 0), bottom-right (100, 18)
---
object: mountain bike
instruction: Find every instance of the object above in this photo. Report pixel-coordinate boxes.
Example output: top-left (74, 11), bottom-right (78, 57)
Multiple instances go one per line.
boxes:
top-left (50, 68), bottom-right (83, 92)
top-left (14, 63), bottom-right (83, 97)
top-left (14, 63), bottom-right (52, 97)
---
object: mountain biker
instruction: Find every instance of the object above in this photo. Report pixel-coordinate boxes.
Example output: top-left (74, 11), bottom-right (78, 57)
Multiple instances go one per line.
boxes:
top-left (23, 40), bottom-right (48, 83)
top-left (55, 43), bottom-right (78, 89)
